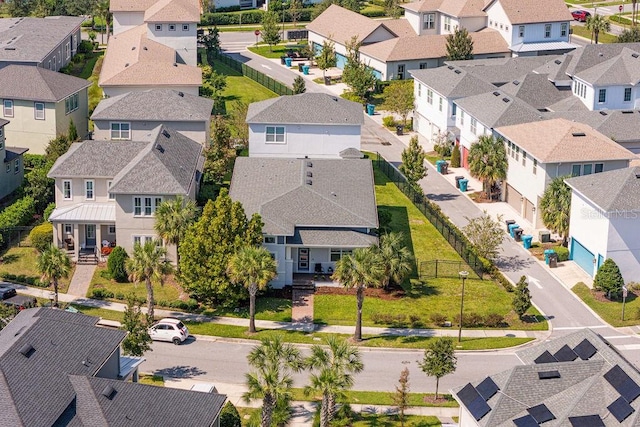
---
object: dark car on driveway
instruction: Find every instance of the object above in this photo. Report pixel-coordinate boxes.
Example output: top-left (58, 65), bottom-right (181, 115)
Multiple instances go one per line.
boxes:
top-left (0, 283), bottom-right (36, 311)
top-left (572, 10), bottom-right (591, 22)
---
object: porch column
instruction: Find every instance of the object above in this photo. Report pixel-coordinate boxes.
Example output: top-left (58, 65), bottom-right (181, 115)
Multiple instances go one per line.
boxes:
top-left (73, 224), bottom-right (80, 261)
top-left (52, 223), bottom-right (59, 248)
top-left (95, 225), bottom-right (102, 261)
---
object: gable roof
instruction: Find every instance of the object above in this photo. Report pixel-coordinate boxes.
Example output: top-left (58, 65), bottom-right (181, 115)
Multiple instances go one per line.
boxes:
top-left (246, 93), bottom-right (363, 126)
top-left (91, 89), bottom-right (213, 122)
top-left (306, 4), bottom-right (395, 44)
top-left (0, 16), bottom-right (84, 64)
top-left (448, 55), bottom-right (557, 85)
top-left (533, 54), bottom-right (573, 83)
top-left (454, 89), bottom-right (545, 128)
top-left (144, 0), bottom-right (200, 23)
top-left (495, 118), bottom-right (634, 163)
top-left (574, 47), bottom-right (640, 86)
top-left (500, 73), bottom-right (572, 109)
top-left (0, 64), bottom-right (90, 102)
top-left (566, 166), bottom-right (640, 212)
top-left (564, 43), bottom-right (640, 78)
top-left (99, 25), bottom-right (201, 88)
top-left (411, 65), bottom-right (496, 98)
top-left (551, 109), bottom-right (640, 143)
top-left (229, 158), bottom-right (378, 236)
top-left (110, 0), bottom-right (158, 12)
top-left (377, 18), bottom-right (417, 37)
top-left (402, 0), bottom-right (489, 17)
top-left (484, 0), bottom-right (572, 24)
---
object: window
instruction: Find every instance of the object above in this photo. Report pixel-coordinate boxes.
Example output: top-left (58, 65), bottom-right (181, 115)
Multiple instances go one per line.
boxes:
top-left (65, 93), bottom-right (79, 114)
top-left (330, 249), bottom-right (352, 262)
top-left (14, 158), bottom-right (19, 173)
top-left (134, 196), bottom-right (161, 216)
top-left (108, 225), bottom-right (116, 234)
top-left (505, 26), bottom-right (509, 32)
top-left (107, 181), bottom-right (114, 200)
top-left (518, 26), bottom-right (524, 38)
top-left (489, 20), bottom-right (493, 26)
top-left (561, 23), bottom-right (567, 37)
top-left (144, 197), bottom-right (152, 215)
top-left (417, 83), bottom-right (421, 97)
top-left (451, 103), bottom-right (457, 117)
top-left (155, 24), bottom-right (162, 31)
top-left (522, 151), bottom-right (526, 166)
top-left (265, 126), bottom-right (285, 143)
top-left (470, 117), bottom-right (477, 134)
top-left (110, 122), bottom-right (131, 140)
top-left (419, 62), bottom-right (428, 69)
top-left (544, 24), bottom-right (551, 38)
top-left (34, 102), bottom-right (45, 120)
top-left (169, 24), bottom-right (176, 31)
top-left (515, 146), bottom-right (519, 161)
top-left (438, 97), bottom-right (443, 112)
top-left (3, 100), bottom-right (13, 117)
top-left (85, 180), bottom-right (94, 200)
top-left (583, 164), bottom-right (593, 175)
top-left (595, 163), bottom-right (604, 173)
top-left (460, 110), bottom-right (464, 126)
top-left (571, 164), bottom-right (581, 176)
top-left (423, 13), bottom-right (435, 30)
top-left (598, 89), bottom-right (606, 103)
top-left (427, 89), bottom-right (433, 104)
top-left (64, 224), bottom-right (73, 235)
top-left (624, 87), bottom-right (632, 102)
top-left (507, 141), bottom-right (511, 157)
top-left (500, 23), bottom-right (503, 30)
top-left (397, 64), bottom-right (405, 80)
top-left (533, 159), bottom-right (537, 175)
top-left (444, 16), bottom-right (451, 32)
top-left (65, 42), bottom-right (70, 60)
top-left (134, 197), bottom-right (142, 216)
top-left (63, 180), bottom-right (72, 199)
top-left (182, 24), bottom-right (189, 31)
top-left (264, 236), bottom-right (276, 244)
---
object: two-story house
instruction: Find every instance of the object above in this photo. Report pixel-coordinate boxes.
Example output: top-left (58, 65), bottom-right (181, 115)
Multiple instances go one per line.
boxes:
top-left (0, 16), bottom-right (84, 70)
top-left (47, 125), bottom-right (203, 263)
top-left (494, 118), bottom-right (634, 228)
top-left (230, 157), bottom-right (378, 288)
top-left (0, 119), bottom-right (28, 200)
top-left (402, 0), bottom-right (489, 37)
top-left (91, 89), bottom-right (213, 145)
top-left (0, 65), bottom-right (90, 154)
top-left (246, 93), bottom-right (363, 158)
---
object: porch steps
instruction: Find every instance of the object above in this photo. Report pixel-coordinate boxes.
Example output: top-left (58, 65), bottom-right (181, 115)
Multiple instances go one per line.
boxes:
top-left (77, 252), bottom-right (98, 265)
top-left (292, 280), bottom-right (315, 292)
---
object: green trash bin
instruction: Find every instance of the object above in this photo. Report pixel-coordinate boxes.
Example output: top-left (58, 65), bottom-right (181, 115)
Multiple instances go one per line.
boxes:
top-left (459, 179), bottom-right (468, 192)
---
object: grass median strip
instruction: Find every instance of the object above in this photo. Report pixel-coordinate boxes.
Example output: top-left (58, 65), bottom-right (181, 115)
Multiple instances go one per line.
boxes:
top-left (289, 388), bottom-right (459, 407)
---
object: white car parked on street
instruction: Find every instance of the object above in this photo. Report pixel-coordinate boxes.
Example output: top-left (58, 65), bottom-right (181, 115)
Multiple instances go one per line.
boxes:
top-left (149, 318), bottom-right (190, 345)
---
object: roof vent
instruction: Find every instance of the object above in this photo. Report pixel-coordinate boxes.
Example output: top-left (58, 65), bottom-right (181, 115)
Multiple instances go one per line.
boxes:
top-left (4, 47), bottom-right (15, 51)
top-left (448, 65), bottom-right (454, 70)
top-left (306, 171), bottom-right (312, 177)
top-left (636, 173), bottom-right (640, 179)
top-left (306, 179), bottom-right (312, 185)
top-left (632, 53), bottom-right (639, 58)
top-left (538, 370), bottom-right (561, 380)
top-left (155, 143), bottom-right (164, 153)
top-left (599, 111), bottom-right (608, 116)
top-left (306, 161), bottom-right (313, 168)
top-left (554, 59), bottom-right (562, 65)
top-left (622, 110), bottom-right (634, 114)
top-left (173, 63), bottom-right (178, 67)
top-left (124, 63), bottom-right (129, 67)
top-left (492, 91), bottom-right (500, 96)
top-left (162, 129), bottom-right (170, 138)
top-left (131, 46), bottom-right (136, 50)
top-left (332, 96), bottom-right (338, 102)
top-left (143, 46), bottom-right (148, 50)
top-left (512, 80), bottom-right (520, 86)
top-left (178, 91), bottom-right (184, 97)
top-left (454, 69), bottom-right (461, 74)
top-left (18, 344), bottom-right (34, 358)
top-left (101, 385), bottom-right (117, 400)
top-left (572, 132), bottom-right (586, 137)
top-left (502, 97), bottom-right (510, 103)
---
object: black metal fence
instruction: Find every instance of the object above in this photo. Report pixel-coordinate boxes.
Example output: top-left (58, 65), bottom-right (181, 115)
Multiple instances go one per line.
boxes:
top-left (373, 153), bottom-right (485, 279)
top-left (209, 51), bottom-right (294, 96)
top-left (419, 260), bottom-right (475, 279)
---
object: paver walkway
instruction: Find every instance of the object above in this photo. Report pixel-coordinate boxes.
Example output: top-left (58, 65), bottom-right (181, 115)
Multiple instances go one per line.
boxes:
top-left (291, 289), bottom-right (314, 323)
top-left (66, 263), bottom-right (96, 297)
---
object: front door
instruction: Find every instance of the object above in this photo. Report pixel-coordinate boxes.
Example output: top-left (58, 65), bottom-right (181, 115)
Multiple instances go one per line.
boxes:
top-left (85, 224), bottom-right (96, 248)
top-left (298, 248), bottom-right (309, 271)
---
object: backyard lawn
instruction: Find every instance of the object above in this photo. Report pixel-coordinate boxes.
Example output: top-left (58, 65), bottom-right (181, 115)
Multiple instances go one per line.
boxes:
top-left (0, 244), bottom-right (74, 293)
top-left (210, 60), bottom-right (277, 113)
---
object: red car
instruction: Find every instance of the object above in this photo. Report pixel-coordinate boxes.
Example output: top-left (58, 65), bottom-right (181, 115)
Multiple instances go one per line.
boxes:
top-left (571, 10), bottom-right (591, 22)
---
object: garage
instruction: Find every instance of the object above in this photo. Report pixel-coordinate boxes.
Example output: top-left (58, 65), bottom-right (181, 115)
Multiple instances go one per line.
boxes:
top-left (571, 238), bottom-right (595, 276)
top-left (524, 198), bottom-right (534, 224)
top-left (505, 183), bottom-right (522, 215)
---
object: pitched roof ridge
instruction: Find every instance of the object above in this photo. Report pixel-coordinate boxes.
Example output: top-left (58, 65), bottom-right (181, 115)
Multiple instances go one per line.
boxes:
top-left (68, 375), bottom-right (110, 427)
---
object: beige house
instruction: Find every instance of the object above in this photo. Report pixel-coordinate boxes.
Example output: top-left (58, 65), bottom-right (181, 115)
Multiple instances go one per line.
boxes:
top-left (0, 65), bottom-right (90, 154)
top-left (47, 125), bottom-right (203, 263)
top-left (0, 119), bottom-right (28, 200)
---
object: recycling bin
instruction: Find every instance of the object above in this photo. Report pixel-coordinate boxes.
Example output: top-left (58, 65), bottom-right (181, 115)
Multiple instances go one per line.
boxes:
top-left (459, 179), bottom-right (469, 192)
top-left (544, 249), bottom-right (556, 265)
top-left (302, 65), bottom-right (310, 75)
top-left (522, 235), bottom-right (533, 249)
top-left (508, 223), bottom-right (520, 238)
top-left (366, 104), bottom-right (375, 116)
top-left (514, 228), bottom-right (523, 242)
top-left (436, 160), bottom-right (445, 174)
top-left (285, 57), bottom-right (292, 67)
top-left (455, 176), bottom-right (465, 189)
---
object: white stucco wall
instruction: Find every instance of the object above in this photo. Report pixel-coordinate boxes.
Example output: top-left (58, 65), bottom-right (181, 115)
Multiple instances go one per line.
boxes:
top-left (413, 81), bottom-right (452, 142)
top-left (568, 191), bottom-right (611, 275)
top-left (112, 11), bottom-right (145, 35)
top-left (146, 23), bottom-right (198, 66)
top-left (607, 213), bottom-right (640, 282)
top-left (455, 108), bottom-right (490, 150)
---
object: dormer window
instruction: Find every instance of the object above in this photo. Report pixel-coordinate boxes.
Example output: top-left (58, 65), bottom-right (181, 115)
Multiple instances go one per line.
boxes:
top-left (423, 13), bottom-right (435, 30)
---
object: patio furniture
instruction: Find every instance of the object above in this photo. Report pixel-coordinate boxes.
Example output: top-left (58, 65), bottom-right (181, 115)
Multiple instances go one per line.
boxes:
top-left (64, 238), bottom-right (74, 251)
top-left (314, 263), bottom-right (323, 274)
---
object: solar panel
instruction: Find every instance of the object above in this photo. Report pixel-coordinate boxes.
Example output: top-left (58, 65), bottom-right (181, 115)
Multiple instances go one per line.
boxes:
top-left (527, 404), bottom-right (555, 424)
top-left (534, 350), bottom-right (558, 364)
top-left (605, 365), bottom-right (627, 387)
top-left (538, 370), bottom-right (561, 380)
top-left (568, 415), bottom-right (605, 427)
top-left (619, 379), bottom-right (640, 403)
top-left (513, 415), bottom-right (538, 427)
top-left (604, 365), bottom-right (640, 402)
top-left (608, 396), bottom-right (635, 422)
top-left (458, 383), bottom-right (491, 421)
top-left (573, 339), bottom-right (597, 360)
top-left (476, 377), bottom-right (499, 401)
top-left (553, 344), bottom-right (578, 362)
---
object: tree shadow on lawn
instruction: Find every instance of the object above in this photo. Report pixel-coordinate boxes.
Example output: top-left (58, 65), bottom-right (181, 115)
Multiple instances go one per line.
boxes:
top-left (376, 205), bottom-right (418, 277)
top-left (404, 279), bottom-right (441, 299)
top-left (0, 253), bottom-right (19, 264)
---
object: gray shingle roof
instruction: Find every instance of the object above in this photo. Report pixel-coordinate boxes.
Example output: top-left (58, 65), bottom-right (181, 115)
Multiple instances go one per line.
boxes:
top-left (5, 147), bottom-right (28, 163)
top-left (0, 118), bottom-right (8, 127)
top-left (229, 158), bottom-right (378, 236)
top-left (533, 54), bottom-right (573, 83)
top-left (91, 89), bottom-right (213, 122)
top-left (564, 43), bottom-right (640, 78)
top-left (447, 55), bottom-right (557, 85)
top-left (0, 64), bottom-right (91, 102)
top-left (287, 228), bottom-right (378, 247)
top-left (410, 65), bottom-right (496, 99)
top-left (454, 90), bottom-right (546, 128)
top-left (500, 73), bottom-right (572, 110)
top-left (574, 47), bottom-right (640, 86)
top-left (551, 110), bottom-right (640, 143)
top-left (565, 166), bottom-right (640, 212)
top-left (0, 16), bottom-right (84, 63)
top-left (246, 93), bottom-right (364, 126)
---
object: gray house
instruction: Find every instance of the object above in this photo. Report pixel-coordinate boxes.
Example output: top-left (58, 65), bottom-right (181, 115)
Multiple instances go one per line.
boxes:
top-left (0, 308), bottom-right (226, 426)
top-left (91, 89), bottom-right (214, 145)
top-left (0, 16), bottom-right (84, 70)
top-left (0, 118), bottom-right (28, 200)
top-left (48, 125), bottom-right (204, 263)
top-left (230, 157), bottom-right (379, 287)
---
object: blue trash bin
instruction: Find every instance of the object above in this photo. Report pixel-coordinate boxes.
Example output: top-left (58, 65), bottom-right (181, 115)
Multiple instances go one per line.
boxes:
top-left (544, 249), bottom-right (556, 265)
top-left (285, 57), bottom-right (292, 67)
top-left (436, 160), bottom-right (444, 174)
top-left (508, 223), bottom-right (520, 238)
top-left (522, 235), bottom-right (533, 249)
top-left (459, 179), bottom-right (469, 192)
top-left (303, 65), bottom-right (310, 75)
top-left (366, 104), bottom-right (375, 116)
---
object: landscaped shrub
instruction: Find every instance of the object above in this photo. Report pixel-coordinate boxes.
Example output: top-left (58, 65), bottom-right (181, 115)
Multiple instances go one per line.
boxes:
top-left (430, 313), bottom-right (447, 326)
top-left (0, 196), bottom-right (36, 230)
top-left (483, 313), bottom-right (506, 328)
top-left (168, 299), bottom-right (200, 312)
top-left (409, 314), bottom-right (423, 328)
top-left (107, 246), bottom-right (129, 283)
top-left (371, 313), bottom-right (407, 326)
top-left (0, 272), bottom-right (45, 287)
top-left (450, 144), bottom-right (461, 167)
top-left (29, 222), bottom-right (53, 253)
top-left (459, 312), bottom-right (483, 327)
top-left (554, 245), bottom-right (569, 262)
top-left (90, 288), bottom-right (115, 299)
top-left (382, 115), bottom-right (396, 128)
top-left (594, 258), bottom-right (625, 298)
top-left (201, 8), bottom-right (313, 25)
top-left (361, 8), bottom-right (387, 17)
top-left (340, 91), bottom-right (362, 103)
top-left (220, 401), bottom-right (241, 427)
top-left (43, 203), bottom-right (56, 221)
top-left (72, 53), bottom-right (85, 64)
top-left (78, 40), bottom-right (94, 54)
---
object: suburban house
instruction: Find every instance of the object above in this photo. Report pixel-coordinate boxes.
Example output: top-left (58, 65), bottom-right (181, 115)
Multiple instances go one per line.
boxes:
top-left (494, 118), bottom-right (634, 228)
top-left (246, 93), bottom-right (363, 158)
top-left (229, 157), bottom-right (378, 288)
top-left (47, 125), bottom-right (204, 263)
top-left (0, 308), bottom-right (226, 426)
top-left (0, 16), bottom-right (84, 70)
top-left (0, 64), bottom-right (90, 154)
top-left (565, 167), bottom-right (640, 279)
top-left (453, 328), bottom-right (640, 426)
top-left (91, 89), bottom-right (213, 144)
top-left (0, 118), bottom-right (28, 200)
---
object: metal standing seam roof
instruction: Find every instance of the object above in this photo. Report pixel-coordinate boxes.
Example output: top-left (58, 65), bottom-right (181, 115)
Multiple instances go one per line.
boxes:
top-left (565, 166), bottom-right (640, 212)
top-left (510, 41), bottom-right (577, 53)
top-left (48, 204), bottom-right (116, 223)
top-left (0, 65), bottom-right (91, 102)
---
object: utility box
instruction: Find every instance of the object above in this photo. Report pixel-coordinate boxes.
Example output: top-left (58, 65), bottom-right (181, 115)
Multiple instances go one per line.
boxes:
top-left (539, 231), bottom-right (551, 243)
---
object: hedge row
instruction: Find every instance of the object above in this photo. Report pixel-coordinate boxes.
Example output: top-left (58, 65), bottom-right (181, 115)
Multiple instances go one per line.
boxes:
top-left (0, 272), bottom-right (46, 287)
top-left (201, 8), bottom-right (314, 25)
top-left (0, 196), bottom-right (36, 230)
top-left (89, 288), bottom-right (200, 312)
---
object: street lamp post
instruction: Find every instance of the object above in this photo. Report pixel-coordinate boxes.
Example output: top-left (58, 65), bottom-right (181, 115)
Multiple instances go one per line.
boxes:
top-left (622, 285), bottom-right (628, 321)
top-left (458, 271), bottom-right (469, 343)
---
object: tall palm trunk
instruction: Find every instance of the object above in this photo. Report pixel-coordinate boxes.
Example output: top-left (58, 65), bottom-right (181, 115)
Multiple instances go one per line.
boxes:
top-left (175, 240), bottom-right (181, 275)
top-left (320, 393), bottom-right (331, 427)
top-left (146, 278), bottom-right (155, 319)
top-left (327, 393), bottom-right (337, 422)
top-left (249, 283), bottom-right (258, 333)
top-left (261, 394), bottom-right (275, 427)
top-left (53, 278), bottom-right (59, 307)
top-left (355, 286), bottom-right (364, 341)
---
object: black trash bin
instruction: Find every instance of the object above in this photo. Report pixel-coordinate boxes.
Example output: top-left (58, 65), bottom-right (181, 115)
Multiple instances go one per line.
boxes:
top-left (280, 56), bottom-right (286, 65)
top-left (324, 76), bottom-right (331, 85)
top-left (396, 125), bottom-right (404, 136)
top-left (298, 63), bottom-right (304, 72)
top-left (441, 162), bottom-right (449, 174)
top-left (514, 228), bottom-right (523, 242)
top-left (548, 253), bottom-right (558, 268)
top-left (455, 176), bottom-right (464, 189)
top-left (505, 219), bottom-right (516, 228)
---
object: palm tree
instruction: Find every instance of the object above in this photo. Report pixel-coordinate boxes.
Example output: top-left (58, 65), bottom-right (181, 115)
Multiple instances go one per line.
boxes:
top-left (467, 135), bottom-right (507, 200)
top-left (539, 176), bottom-right (572, 246)
top-left (126, 240), bottom-right (173, 319)
top-left (95, 0), bottom-right (111, 45)
top-left (244, 335), bottom-right (304, 427)
top-left (154, 195), bottom-right (198, 273)
top-left (227, 246), bottom-right (277, 333)
top-left (586, 14), bottom-right (610, 44)
top-left (37, 244), bottom-right (72, 307)
top-left (305, 336), bottom-right (364, 427)
top-left (375, 232), bottom-right (414, 289)
top-left (331, 246), bottom-right (384, 341)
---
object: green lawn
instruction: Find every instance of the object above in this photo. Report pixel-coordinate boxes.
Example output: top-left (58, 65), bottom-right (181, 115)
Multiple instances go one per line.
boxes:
top-left (0, 244), bottom-right (74, 293)
top-left (572, 283), bottom-right (640, 327)
top-left (88, 55), bottom-right (104, 115)
top-left (203, 297), bottom-right (292, 322)
top-left (88, 265), bottom-right (182, 302)
top-left (571, 24), bottom-right (617, 43)
top-left (139, 374), bottom-right (164, 386)
top-left (247, 43), bottom-right (303, 59)
top-left (212, 61), bottom-right (277, 113)
top-left (352, 414), bottom-right (440, 427)
top-left (290, 388), bottom-right (458, 407)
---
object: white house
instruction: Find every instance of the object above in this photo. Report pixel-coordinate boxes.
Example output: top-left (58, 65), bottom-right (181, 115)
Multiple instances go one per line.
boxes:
top-left (494, 118), bottom-right (634, 228)
top-left (0, 119), bottom-right (28, 200)
top-left (565, 167), bottom-right (640, 279)
top-left (229, 157), bottom-right (378, 288)
top-left (246, 93), bottom-right (363, 158)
